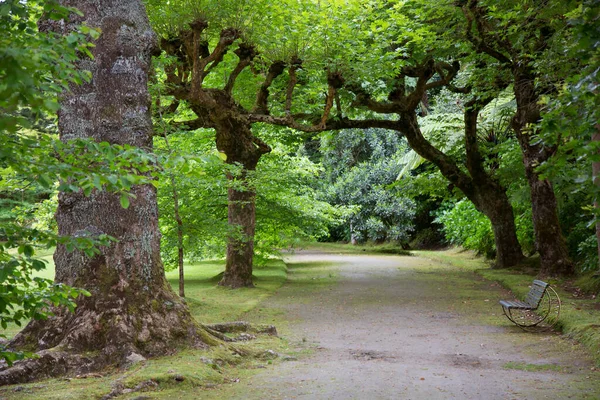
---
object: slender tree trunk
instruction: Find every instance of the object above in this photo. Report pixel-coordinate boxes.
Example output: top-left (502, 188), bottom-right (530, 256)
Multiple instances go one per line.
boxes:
top-left (512, 69), bottom-right (574, 276)
top-left (171, 175), bottom-right (185, 297)
top-left (161, 131), bottom-right (185, 297)
top-left (1, 0), bottom-right (204, 384)
top-left (350, 221), bottom-right (357, 245)
top-left (214, 122), bottom-right (270, 288)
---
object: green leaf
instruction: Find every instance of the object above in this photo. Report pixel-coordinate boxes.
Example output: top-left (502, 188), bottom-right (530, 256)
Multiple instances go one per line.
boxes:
top-left (120, 194), bottom-right (130, 209)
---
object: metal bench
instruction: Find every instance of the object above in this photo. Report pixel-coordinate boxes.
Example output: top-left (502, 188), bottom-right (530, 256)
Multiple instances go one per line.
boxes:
top-left (499, 279), bottom-right (561, 330)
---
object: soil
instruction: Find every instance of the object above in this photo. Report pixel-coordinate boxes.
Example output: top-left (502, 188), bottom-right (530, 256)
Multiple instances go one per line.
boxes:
top-left (202, 250), bottom-right (600, 399)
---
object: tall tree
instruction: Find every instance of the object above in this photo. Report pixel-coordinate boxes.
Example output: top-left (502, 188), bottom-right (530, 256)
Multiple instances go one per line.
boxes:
top-left (150, 6), bottom-right (392, 286)
top-left (1, 0), bottom-right (208, 384)
top-left (248, 2), bottom-right (523, 267)
top-left (149, 0), bottom-right (525, 271)
top-left (458, 0), bottom-right (577, 275)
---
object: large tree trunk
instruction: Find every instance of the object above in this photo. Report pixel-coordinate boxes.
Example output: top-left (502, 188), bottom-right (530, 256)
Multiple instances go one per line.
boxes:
top-left (512, 69), bottom-right (574, 276)
top-left (524, 167), bottom-right (572, 275)
top-left (475, 187), bottom-right (525, 268)
top-left (1, 0), bottom-right (204, 384)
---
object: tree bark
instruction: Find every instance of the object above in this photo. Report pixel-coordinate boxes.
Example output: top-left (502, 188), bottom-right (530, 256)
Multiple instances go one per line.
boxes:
top-left (222, 181), bottom-right (257, 288)
top-left (512, 69), bottom-right (574, 276)
top-left (215, 120), bottom-right (269, 288)
top-left (475, 185), bottom-right (525, 267)
top-left (524, 167), bottom-right (572, 275)
top-left (2, 0), bottom-right (205, 384)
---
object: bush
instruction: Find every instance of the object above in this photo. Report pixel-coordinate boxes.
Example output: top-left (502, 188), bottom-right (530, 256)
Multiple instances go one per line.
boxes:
top-left (435, 200), bottom-right (495, 258)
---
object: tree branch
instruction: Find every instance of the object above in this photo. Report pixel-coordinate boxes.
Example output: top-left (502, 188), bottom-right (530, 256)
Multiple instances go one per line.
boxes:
top-left (406, 59), bottom-right (436, 110)
top-left (461, 0), bottom-right (512, 65)
top-left (319, 71), bottom-right (346, 128)
top-left (224, 43), bottom-right (257, 94)
top-left (171, 117), bottom-right (216, 131)
top-left (247, 113), bottom-right (402, 134)
top-left (285, 58), bottom-right (302, 115)
top-left (346, 83), bottom-right (399, 114)
top-left (253, 61), bottom-right (287, 115)
top-left (399, 112), bottom-right (476, 198)
top-left (463, 97), bottom-right (492, 180)
top-left (192, 27), bottom-right (240, 95)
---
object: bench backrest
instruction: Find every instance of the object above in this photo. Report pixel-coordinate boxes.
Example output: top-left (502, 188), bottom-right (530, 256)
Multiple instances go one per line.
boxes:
top-left (525, 280), bottom-right (549, 309)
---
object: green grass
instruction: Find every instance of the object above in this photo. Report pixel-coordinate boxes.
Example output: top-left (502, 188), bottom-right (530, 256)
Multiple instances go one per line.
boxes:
top-left (167, 259), bottom-right (287, 324)
top-left (1, 247), bottom-right (56, 338)
top-left (299, 241), bottom-right (412, 256)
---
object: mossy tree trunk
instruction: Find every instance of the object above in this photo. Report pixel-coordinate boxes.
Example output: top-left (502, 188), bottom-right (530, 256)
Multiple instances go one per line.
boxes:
top-left (0, 0), bottom-right (206, 384)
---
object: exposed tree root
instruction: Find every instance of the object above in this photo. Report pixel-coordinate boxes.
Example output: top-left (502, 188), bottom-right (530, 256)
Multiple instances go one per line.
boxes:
top-left (0, 320), bottom-right (277, 386)
top-left (204, 321), bottom-right (278, 340)
top-left (0, 350), bottom-right (92, 386)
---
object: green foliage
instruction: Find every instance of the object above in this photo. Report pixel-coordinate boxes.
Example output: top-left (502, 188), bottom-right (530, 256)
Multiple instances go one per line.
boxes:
top-left (435, 200), bottom-right (495, 258)
top-left (253, 144), bottom-right (338, 262)
top-left (435, 198), bottom-right (537, 259)
top-left (320, 129), bottom-right (415, 243)
top-left (536, 0), bottom-right (600, 272)
top-left (155, 128), bottom-right (336, 268)
top-left (0, 0), bottom-right (98, 135)
top-left (144, 0), bottom-right (596, 275)
top-left (155, 130), bottom-right (231, 268)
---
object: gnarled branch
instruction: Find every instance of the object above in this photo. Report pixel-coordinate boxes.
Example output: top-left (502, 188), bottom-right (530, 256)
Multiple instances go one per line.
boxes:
top-left (461, 0), bottom-right (512, 65)
top-left (225, 43), bottom-right (257, 94)
top-left (285, 57), bottom-right (302, 115)
top-left (253, 60), bottom-right (287, 114)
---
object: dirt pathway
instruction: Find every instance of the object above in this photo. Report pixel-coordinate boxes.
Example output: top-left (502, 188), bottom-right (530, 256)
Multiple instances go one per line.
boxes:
top-left (204, 251), bottom-right (600, 399)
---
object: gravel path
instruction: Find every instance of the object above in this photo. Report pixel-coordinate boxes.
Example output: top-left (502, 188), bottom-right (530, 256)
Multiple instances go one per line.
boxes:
top-left (205, 250), bottom-right (600, 399)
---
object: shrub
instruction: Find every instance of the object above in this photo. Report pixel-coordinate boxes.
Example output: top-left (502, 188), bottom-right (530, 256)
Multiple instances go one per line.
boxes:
top-left (435, 200), bottom-right (495, 258)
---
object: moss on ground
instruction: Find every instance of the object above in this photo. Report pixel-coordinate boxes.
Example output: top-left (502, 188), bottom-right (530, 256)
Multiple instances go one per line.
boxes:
top-left (502, 361), bottom-right (565, 373)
